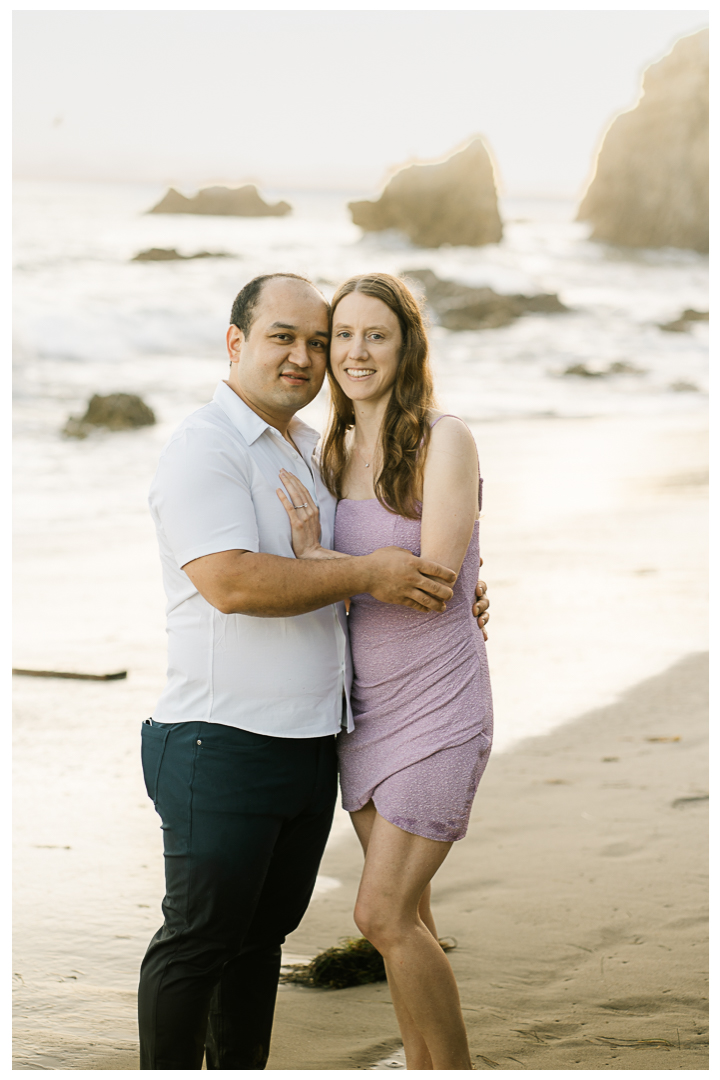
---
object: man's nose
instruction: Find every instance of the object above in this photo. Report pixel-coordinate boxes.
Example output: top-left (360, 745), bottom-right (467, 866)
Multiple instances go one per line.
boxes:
top-left (287, 342), bottom-right (312, 367)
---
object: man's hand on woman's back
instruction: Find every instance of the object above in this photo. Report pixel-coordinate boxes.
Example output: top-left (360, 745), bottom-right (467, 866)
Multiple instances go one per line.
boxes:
top-left (474, 558), bottom-right (490, 640)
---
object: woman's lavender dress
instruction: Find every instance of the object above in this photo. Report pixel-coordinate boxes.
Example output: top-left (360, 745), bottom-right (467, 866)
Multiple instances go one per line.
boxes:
top-left (334, 478), bottom-right (493, 843)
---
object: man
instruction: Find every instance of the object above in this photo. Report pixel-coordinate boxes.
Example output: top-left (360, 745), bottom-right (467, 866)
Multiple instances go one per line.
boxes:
top-left (139, 272), bottom-right (490, 1069)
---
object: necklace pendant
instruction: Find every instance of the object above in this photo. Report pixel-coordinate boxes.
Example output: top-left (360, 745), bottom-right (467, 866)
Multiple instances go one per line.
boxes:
top-left (364, 462), bottom-right (370, 468)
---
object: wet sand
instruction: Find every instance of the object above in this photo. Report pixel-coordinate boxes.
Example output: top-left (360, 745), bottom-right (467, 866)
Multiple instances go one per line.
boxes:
top-left (269, 653), bottom-right (708, 1071)
top-left (12, 655), bottom-right (707, 1070)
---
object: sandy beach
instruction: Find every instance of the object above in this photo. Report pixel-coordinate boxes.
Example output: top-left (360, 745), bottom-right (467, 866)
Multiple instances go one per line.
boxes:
top-left (12, 406), bottom-right (707, 1070)
top-left (13, 652), bottom-right (708, 1070)
top-left (268, 652), bottom-right (708, 1071)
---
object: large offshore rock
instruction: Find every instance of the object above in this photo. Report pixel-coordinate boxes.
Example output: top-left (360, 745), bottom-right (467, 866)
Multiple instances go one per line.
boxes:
top-left (578, 29), bottom-right (708, 252)
top-left (63, 393), bottom-right (156, 439)
top-left (403, 269), bottom-right (567, 331)
top-left (349, 139), bottom-right (502, 248)
top-left (148, 185), bottom-right (291, 217)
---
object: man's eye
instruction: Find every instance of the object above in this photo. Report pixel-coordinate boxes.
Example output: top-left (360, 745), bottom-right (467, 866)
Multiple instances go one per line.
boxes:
top-left (310, 340), bottom-right (327, 349)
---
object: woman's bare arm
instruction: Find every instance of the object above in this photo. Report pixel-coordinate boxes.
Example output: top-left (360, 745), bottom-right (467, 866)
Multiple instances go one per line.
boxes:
top-left (420, 417), bottom-right (480, 575)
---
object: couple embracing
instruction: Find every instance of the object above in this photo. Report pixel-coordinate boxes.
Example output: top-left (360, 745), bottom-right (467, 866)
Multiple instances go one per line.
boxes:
top-left (139, 271), bottom-right (493, 1070)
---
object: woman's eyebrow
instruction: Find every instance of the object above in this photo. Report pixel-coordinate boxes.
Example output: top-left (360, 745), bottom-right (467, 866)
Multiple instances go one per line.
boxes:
top-left (333, 323), bottom-right (391, 331)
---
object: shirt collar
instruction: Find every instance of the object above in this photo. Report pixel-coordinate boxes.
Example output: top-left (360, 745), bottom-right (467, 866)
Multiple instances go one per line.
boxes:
top-left (213, 381), bottom-right (321, 452)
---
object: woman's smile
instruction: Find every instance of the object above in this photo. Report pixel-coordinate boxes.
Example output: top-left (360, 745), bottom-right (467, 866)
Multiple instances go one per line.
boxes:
top-left (331, 291), bottom-right (403, 402)
top-left (344, 366), bottom-right (377, 380)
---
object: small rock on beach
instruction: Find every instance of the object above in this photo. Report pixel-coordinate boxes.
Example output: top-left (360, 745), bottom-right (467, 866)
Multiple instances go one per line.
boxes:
top-left (62, 393), bottom-right (156, 439)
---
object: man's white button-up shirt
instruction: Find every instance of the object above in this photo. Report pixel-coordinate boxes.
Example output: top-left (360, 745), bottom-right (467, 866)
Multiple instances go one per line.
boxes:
top-left (148, 381), bottom-right (353, 738)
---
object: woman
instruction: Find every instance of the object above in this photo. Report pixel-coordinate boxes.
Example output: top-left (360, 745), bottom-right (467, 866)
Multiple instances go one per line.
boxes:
top-left (277, 273), bottom-right (493, 1070)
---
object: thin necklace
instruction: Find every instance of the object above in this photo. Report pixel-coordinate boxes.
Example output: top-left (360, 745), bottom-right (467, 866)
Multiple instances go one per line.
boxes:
top-left (353, 441), bottom-right (374, 468)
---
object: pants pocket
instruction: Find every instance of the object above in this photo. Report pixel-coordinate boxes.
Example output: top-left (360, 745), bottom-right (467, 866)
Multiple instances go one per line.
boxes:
top-left (141, 722), bottom-right (171, 805)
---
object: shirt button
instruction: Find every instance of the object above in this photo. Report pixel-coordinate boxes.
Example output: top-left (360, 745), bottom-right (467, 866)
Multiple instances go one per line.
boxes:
top-left (197, 739), bottom-right (202, 745)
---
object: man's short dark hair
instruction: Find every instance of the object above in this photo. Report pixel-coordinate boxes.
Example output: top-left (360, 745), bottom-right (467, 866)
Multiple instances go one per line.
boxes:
top-left (229, 273), bottom-right (328, 338)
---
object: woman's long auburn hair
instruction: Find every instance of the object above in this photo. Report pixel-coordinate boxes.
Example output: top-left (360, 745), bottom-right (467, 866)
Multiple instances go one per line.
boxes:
top-left (321, 273), bottom-right (436, 520)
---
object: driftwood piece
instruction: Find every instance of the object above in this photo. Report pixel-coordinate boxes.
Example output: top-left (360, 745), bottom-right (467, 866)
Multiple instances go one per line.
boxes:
top-left (12, 668), bottom-right (128, 681)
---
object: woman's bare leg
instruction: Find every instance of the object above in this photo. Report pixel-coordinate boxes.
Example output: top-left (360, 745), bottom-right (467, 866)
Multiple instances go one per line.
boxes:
top-left (418, 883), bottom-right (439, 940)
top-left (350, 806), bottom-right (471, 1070)
top-left (351, 806), bottom-right (434, 1068)
top-left (351, 807), bottom-right (436, 939)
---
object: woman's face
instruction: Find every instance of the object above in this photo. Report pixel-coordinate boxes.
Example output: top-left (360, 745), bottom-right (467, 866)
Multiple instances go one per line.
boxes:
top-left (330, 291), bottom-right (403, 405)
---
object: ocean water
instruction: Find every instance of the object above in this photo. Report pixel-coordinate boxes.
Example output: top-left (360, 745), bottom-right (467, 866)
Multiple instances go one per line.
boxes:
top-left (13, 181), bottom-right (708, 440)
top-left (12, 182), bottom-right (708, 1069)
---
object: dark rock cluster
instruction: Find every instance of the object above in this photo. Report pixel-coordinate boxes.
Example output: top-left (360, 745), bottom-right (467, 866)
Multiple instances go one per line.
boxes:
top-left (562, 360), bottom-right (646, 378)
top-left (658, 309), bottom-right (708, 333)
top-left (131, 248), bottom-right (230, 262)
top-left (403, 268), bottom-right (567, 331)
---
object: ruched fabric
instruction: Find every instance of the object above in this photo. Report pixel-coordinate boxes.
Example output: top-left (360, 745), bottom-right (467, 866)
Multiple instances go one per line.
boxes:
top-left (335, 499), bottom-right (493, 842)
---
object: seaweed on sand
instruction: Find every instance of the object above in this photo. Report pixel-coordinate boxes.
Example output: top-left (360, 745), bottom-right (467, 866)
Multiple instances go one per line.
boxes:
top-left (280, 935), bottom-right (456, 990)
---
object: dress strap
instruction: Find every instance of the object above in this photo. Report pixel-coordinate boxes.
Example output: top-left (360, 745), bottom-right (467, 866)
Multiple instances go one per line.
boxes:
top-left (426, 414), bottom-right (483, 512)
top-left (429, 413), bottom-right (455, 429)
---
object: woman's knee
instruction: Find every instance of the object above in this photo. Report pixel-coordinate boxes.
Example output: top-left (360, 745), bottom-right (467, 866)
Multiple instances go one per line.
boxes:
top-left (354, 895), bottom-right (389, 944)
top-left (354, 898), bottom-right (408, 950)
top-left (353, 896), bottom-right (376, 942)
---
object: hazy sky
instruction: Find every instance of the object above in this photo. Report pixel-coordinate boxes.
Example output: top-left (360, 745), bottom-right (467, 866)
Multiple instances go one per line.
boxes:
top-left (14, 9), bottom-right (708, 198)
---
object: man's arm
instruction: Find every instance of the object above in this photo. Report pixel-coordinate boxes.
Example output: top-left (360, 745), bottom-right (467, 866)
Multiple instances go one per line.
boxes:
top-left (183, 547), bottom-right (456, 618)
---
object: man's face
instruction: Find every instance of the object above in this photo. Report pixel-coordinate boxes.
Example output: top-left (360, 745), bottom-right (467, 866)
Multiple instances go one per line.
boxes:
top-left (227, 278), bottom-right (329, 421)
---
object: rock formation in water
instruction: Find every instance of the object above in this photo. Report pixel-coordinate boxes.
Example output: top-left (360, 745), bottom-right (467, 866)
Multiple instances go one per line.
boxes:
top-left (578, 29), bottom-right (708, 252)
top-left (562, 360), bottom-right (646, 378)
top-left (349, 139), bottom-right (502, 248)
top-left (403, 268), bottom-right (567, 331)
top-left (63, 394), bottom-right (156, 439)
top-left (658, 308), bottom-right (708, 332)
top-left (131, 248), bottom-right (231, 261)
top-left (148, 185), bottom-right (291, 217)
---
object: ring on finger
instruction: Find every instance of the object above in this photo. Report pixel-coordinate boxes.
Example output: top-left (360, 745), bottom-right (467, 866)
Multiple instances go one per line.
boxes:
top-left (292, 503), bottom-right (308, 510)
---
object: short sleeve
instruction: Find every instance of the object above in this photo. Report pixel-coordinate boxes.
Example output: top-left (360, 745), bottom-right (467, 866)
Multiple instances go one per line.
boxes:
top-left (150, 425), bottom-right (260, 568)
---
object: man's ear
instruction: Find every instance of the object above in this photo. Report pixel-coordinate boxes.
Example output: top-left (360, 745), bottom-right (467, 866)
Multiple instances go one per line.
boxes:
top-left (227, 324), bottom-right (245, 364)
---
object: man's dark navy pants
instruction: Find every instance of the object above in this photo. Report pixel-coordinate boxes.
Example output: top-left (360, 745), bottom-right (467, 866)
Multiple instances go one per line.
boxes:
top-left (137, 720), bottom-right (337, 1070)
